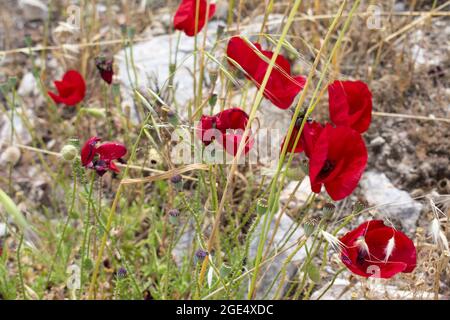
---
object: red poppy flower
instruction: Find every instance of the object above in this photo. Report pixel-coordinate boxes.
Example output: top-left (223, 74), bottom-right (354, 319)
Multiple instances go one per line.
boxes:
top-left (226, 36), bottom-right (306, 110)
top-left (80, 137), bottom-right (127, 176)
top-left (173, 0), bottom-right (216, 37)
top-left (339, 220), bottom-right (416, 279)
top-left (197, 108), bottom-right (253, 156)
top-left (282, 120), bottom-right (324, 156)
top-left (48, 70), bottom-right (86, 106)
top-left (308, 124), bottom-right (367, 201)
top-left (328, 80), bottom-right (372, 133)
top-left (95, 57), bottom-right (114, 85)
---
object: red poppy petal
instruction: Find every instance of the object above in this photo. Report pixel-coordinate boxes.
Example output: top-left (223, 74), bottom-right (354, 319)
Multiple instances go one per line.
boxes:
top-left (48, 90), bottom-right (62, 104)
top-left (49, 70), bottom-right (86, 106)
top-left (218, 132), bottom-right (253, 156)
top-left (340, 220), bottom-right (386, 247)
top-left (215, 107), bottom-right (249, 131)
top-left (173, 0), bottom-right (215, 36)
top-left (96, 142), bottom-right (127, 161)
top-left (81, 136), bottom-right (101, 166)
top-left (108, 161), bottom-right (120, 173)
top-left (328, 80), bottom-right (372, 133)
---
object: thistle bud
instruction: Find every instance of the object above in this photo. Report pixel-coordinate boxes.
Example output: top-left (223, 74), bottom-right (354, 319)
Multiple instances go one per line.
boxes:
top-left (194, 249), bottom-right (208, 264)
top-left (168, 209), bottom-right (180, 224)
top-left (170, 174), bottom-right (183, 190)
top-left (60, 144), bottom-right (78, 162)
top-left (117, 267), bottom-right (127, 278)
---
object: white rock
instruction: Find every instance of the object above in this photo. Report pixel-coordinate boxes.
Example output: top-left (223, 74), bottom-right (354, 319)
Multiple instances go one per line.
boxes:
top-left (172, 222), bottom-right (195, 267)
top-left (19, 0), bottom-right (48, 21)
top-left (280, 178), bottom-right (312, 207)
top-left (0, 223), bottom-right (6, 237)
top-left (115, 22), bottom-right (220, 121)
top-left (0, 110), bottom-right (33, 146)
top-left (360, 171), bottom-right (423, 232)
top-left (311, 277), bottom-right (441, 300)
top-left (18, 72), bottom-right (38, 97)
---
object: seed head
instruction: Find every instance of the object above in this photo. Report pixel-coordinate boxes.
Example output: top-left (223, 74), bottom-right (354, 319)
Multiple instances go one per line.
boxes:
top-left (60, 144), bottom-right (78, 162)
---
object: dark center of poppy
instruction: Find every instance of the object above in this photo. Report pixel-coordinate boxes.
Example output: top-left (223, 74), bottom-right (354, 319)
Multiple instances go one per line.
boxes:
top-left (356, 250), bottom-right (368, 266)
top-left (318, 159), bottom-right (335, 180)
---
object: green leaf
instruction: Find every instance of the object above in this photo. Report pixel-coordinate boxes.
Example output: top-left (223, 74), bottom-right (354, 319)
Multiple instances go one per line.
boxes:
top-left (0, 188), bottom-right (30, 231)
top-left (307, 263), bottom-right (321, 284)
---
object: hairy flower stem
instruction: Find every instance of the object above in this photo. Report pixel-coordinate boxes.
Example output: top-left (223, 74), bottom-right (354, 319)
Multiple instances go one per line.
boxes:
top-left (250, 0), bottom-right (360, 299)
top-left (200, 0), bottom-right (305, 287)
top-left (87, 113), bottom-right (151, 299)
top-left (45, 166), bottom-right (78, 287)
top-left (79, 173), bottom-right (96, 298)
top-left (16, 233), bottom-right (26, 299)
top-left (248, 1), bottom-right (348, 299)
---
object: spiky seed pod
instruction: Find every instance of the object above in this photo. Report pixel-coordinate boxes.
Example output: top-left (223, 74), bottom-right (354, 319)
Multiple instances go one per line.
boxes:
top-left (256, 198), bottom-right (268, 215)
top-left (323, 203), bottom-right (336, 219)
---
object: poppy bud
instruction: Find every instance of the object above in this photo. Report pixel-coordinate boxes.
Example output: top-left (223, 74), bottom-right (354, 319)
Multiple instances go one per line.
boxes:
top-left (194, 249), bottom-right (208, 264)
top-left (61, 144), bottom-right (78, 162)
top-left (216, 22), bottom-right (226, 39)
top-left (322, 203), bottom-right (336, 219)
top-left (208, 93), bottom-right (218, 108)
top-left (208, 68), bottom-right (218, 86)
top-left (0, 146), bottom-right (21, 166)
top-left (285, 166), bottom-right (305, 181)
top-left (82, 107), bottom-right (106, 119)
top-left (95, 56), bottom-right (114, 85)
top-left (256, 198), bottom-right (268, 215)
top-left (169, 63), bottom-right (176, 75)
top-left (168, 209), bottom-right (180, 224)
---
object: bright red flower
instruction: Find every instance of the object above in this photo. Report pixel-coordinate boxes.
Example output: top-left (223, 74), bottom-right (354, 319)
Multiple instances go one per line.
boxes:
top-left (339, 220), bottom-right (416, 279)
top-left (226, 36), bottom-right (306, 110)
top-left (173, 0), bottom-right (216, 37)
top-left (197, 108), bottom-right (253, 156)
top-left (328, 80), bottom-right (372, 133)
top-left (282, 120), bottom-right (324, 156)
top-left (48, 70), bottom-right (86, 106)
top-left (308, 124), bottom-right (367, 201)
top-left (80, 137), bottom-right (127, 176)
top-left (95, 57), bottom-right (114, 85)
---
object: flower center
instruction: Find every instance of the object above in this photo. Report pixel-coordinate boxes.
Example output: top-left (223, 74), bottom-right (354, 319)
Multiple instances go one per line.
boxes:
top-left (318, 159), bottom-right (335, 179)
